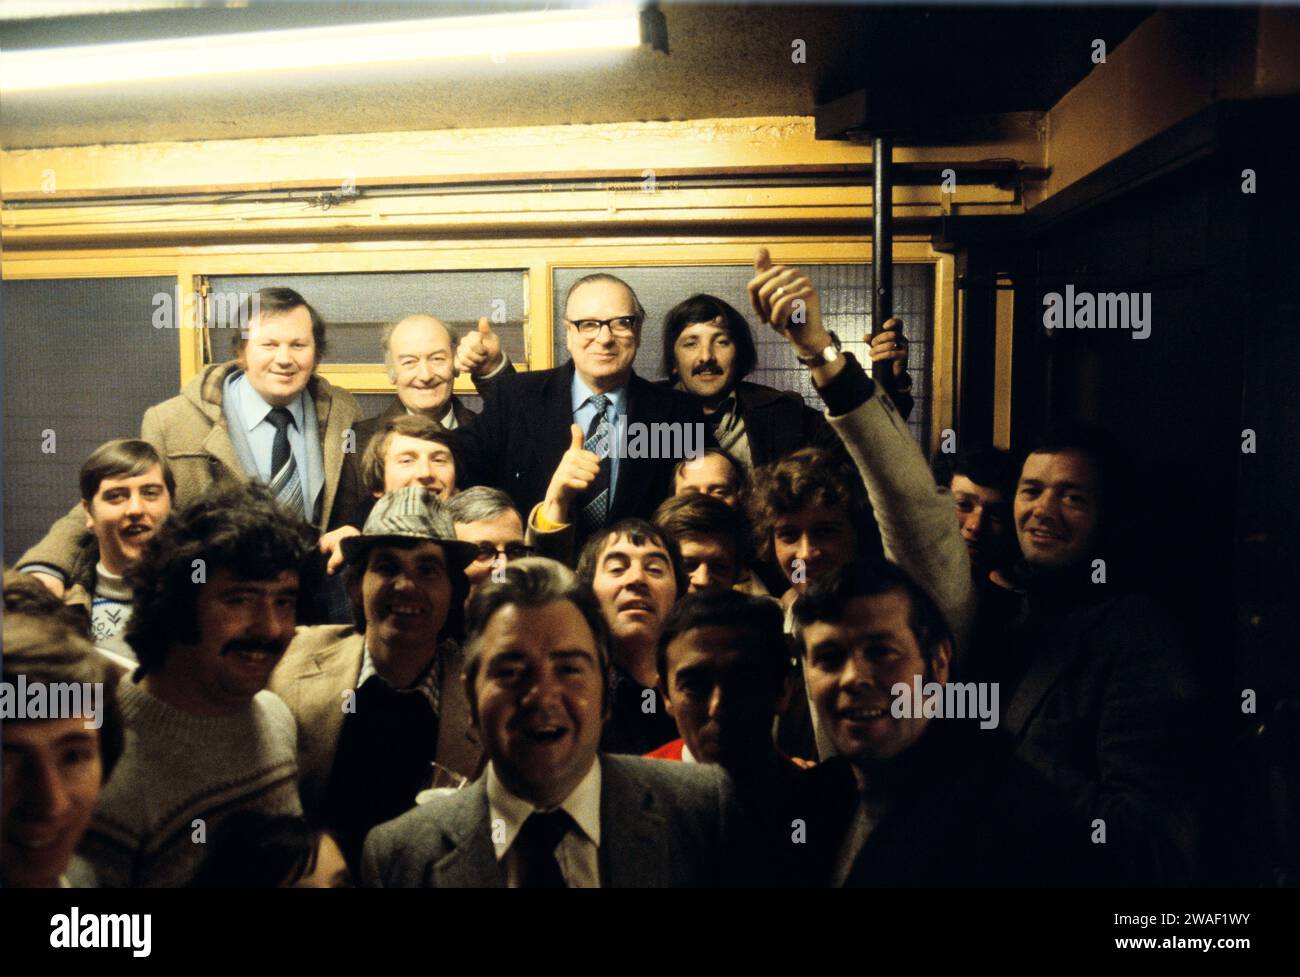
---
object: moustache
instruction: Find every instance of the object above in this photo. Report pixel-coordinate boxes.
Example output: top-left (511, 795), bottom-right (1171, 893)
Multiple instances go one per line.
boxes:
top-left (692, 363), bottom-right (724, 376)
top-left (221, 639), bottom-right (285, 657)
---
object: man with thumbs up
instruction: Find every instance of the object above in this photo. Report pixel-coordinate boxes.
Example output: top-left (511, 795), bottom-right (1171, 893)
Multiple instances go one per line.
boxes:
top-left (453, 274), bottom-right (708, 553)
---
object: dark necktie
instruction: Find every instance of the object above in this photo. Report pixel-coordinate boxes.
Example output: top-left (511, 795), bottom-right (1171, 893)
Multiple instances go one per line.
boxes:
top-left (577, 394), bottom-right (611, 534)
top-left (265, 407), bottom-right (305, 518)
top-left (515, 809), bottom-right (575, 888)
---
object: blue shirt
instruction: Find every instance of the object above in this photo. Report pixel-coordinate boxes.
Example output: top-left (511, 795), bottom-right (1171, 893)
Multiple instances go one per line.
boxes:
top-left (571, 373), bottom-right (627, 506)
top-left (222, 371), bottom-right (324, 521)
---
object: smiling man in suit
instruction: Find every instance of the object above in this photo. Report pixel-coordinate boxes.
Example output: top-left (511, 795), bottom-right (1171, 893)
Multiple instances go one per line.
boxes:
top-left (19, 287), bottom-right (364, 598)
top-left (360, 557), bottom-right (742, 888)
top-left (452, 275), bottom-right (708, 550)
top-left (269, 486), bottom-right (483, 871)
top-left (353, 314), bottom-right (477, 458)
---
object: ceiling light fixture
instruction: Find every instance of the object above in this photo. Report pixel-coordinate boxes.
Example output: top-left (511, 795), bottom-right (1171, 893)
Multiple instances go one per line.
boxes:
top-left (1, 5), bottom-right (649, 93)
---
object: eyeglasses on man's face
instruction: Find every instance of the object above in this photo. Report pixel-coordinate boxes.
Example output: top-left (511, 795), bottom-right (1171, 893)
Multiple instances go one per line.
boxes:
top-left (471, 542), bottom-right (534, 564)
top-left (566, 316), bottom-right (640, 338)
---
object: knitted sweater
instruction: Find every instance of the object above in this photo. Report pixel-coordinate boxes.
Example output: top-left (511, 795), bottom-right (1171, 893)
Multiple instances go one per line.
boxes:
top-left (79, 674), bottom-right (302, 888)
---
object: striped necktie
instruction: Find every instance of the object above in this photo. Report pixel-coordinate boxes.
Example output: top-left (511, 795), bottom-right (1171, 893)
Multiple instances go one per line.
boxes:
top-left (266, 407), bottom-right (306, 519)
top-left (578, 394), bottom-right (611, 533)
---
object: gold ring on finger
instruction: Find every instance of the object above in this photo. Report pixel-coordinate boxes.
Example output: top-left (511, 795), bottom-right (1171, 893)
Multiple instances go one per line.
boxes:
top-left (775, 286), bottom-right (786, 298)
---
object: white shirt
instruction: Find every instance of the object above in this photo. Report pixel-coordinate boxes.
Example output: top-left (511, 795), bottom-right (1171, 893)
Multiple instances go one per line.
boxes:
top-left (406, 401), bottom-right (458, 430)
top-left (486, 757), bottom-right (602, 888)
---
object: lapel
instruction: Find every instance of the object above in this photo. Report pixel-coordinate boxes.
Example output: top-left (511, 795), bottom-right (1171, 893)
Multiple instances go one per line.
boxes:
top-left (450, 396), bottom-right (476, 429)
top-left (598, 757), bottom-right (669, 888)
top-left (529, 364), bottom-right (580, 475)
top-left (313, 376), bottom-right (346, 528)
top-left (434, 643), bottom-right (484, 781)
top-left (276, 629), bottom-right (365, 813)
top-left (196, 366), bottom-right (248, 478)
top-left (610, 371), bottom-right (653, 517)
top-left (1004, 599), bottom-right (1113, 737)
top-left (429, 780), bottom-right (503, 888)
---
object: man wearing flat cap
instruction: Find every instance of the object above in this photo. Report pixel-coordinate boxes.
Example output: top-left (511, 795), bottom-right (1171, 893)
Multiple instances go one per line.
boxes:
top-left (269, 485), bottom-right (483, 870)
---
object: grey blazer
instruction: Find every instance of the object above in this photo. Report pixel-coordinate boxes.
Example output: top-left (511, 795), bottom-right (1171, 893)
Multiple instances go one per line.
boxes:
top-left (360, 754), bottom-right (740, 888)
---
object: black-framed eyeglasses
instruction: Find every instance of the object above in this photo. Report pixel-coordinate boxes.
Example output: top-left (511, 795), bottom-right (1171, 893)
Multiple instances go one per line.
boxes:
top-left (471, 542), bottom-right (534, 564)
top-left (566, 316), bottom-right (640, 338)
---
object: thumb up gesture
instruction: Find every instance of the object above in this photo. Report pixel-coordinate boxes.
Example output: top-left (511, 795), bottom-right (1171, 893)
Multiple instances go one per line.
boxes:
top-left (455, 316), bottom-right (503, 377)
top-left (541, 424), bottom-right (602, 526)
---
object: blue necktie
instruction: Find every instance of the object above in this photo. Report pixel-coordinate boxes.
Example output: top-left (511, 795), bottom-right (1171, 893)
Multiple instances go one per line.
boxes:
top-left (578, 394), bottom-right (611, 533)
top-left (265, 407), bottom-right (306, 519)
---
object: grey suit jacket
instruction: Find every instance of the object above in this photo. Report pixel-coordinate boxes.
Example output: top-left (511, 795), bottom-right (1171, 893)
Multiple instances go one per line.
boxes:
top-left (360, 754), bottom-right (739, 888)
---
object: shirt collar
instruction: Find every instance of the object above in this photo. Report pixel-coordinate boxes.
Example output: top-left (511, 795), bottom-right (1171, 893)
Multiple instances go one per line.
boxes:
top-left (571, 371), bottom-right (627, 416)
top-left (404, 401), bottom-right (457, 430)
top-left (680, 742), bottom-right (697, 764)
top-left (232, 370), bottom-right (306, 433)
top-left (358, 639), bottom-right (441, 715)
top-left (486, 756), bottom-right (603, 860)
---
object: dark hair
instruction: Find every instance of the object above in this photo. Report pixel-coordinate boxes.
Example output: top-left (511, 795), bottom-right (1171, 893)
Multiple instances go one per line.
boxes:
top-left (792, 559), bottom-right (953, 669)
top-left (748, 447), bottom-right (858, 563)
top-left (190, 813), bottom-right (325, 888)
top-left (4, 568), bottom-right (92, 636)
top-left (931, 445), bottom-right (1017, 498)
top-left (360, 414), bottom-right (459, 498)
top-left (79, 438), bottom-right (176, 504)
top-left (575, 518), bottom-right (686, 599)
top-left (228, 287), bottom-right (327, 360)
top-left (124, 482), bottom-right (316, 674)
top-left (2, 610), bottom-right (125, 783)
top-left (660, 293), bottom-right (757, 384)
top-left (563, 273), bottom-right (645, 324)
top-left (671, 447), bottom-right (749, 504)
top-left (656, 590), bottom-right (791, 701)
top-left (652, 492), bottom-right (751, 570)
top-left (1026, 420), bottom-right (1133, 534)
top-left (462, 558), bottom-right (612, 711)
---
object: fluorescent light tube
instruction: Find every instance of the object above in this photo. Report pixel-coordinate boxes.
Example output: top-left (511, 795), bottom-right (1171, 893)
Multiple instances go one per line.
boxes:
top-left (1, 7), bottom-right (644, 93)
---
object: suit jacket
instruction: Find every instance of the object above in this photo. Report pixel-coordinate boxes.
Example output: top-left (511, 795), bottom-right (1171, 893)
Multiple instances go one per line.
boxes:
top-left (352, 394), bottom-right (477, 458)
top-left (456, 362), bottom-right (707, 549)
top-left (18, 362), bottom-right (364, 576)
top-left (361, 754), bottom-right (739, 888)
top-left (839, 723), bottom-right (1100, 887)
top-left (268, 625), bottom-right (482, 821)
top-left (733, 381), bottom-right (843, 467)
top-left (1000, 586), bottom-right (1203, 885)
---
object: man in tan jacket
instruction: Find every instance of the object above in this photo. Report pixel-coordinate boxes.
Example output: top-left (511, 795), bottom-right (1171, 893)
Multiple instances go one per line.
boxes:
top-left (270, 486), bottom-right (483, 871)
top-left (18, 287), bottom-right (365, 595)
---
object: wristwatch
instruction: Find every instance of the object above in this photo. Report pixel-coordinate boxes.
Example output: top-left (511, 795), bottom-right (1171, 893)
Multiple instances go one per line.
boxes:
top-left (795, 331), bottom-right (842, 367)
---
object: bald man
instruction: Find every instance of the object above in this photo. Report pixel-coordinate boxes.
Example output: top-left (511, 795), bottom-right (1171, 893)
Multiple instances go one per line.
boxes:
top-left (354, 314), bottom-right (478, 456)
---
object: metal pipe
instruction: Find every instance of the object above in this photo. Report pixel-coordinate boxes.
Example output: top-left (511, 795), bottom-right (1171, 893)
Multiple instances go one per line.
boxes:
top-left (871, 134), bottom-right (893, 383)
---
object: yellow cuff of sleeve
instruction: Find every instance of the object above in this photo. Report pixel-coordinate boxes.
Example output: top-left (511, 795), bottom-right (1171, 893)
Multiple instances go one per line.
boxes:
top-left (530, 501), bottom-right (571, 533)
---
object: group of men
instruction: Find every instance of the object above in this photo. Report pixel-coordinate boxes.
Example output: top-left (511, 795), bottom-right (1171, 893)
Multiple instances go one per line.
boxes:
top-left (3, 248), bottom-right (1203, 888)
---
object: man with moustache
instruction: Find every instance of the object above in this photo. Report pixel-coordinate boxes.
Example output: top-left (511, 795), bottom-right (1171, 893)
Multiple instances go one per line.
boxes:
top-left (78, 483), bottom-right (311, 888)
top-left (354, 313), bottom-right (477, 456)
top-left (270, 486), bottom-right (482, 870)
top-left (452, 275), bottom-right (706, 548)
top-left (361, 558), bottom-right (742, 888)
top-left (19, 287), bottom-right (364, 598)
top-left (660, 286), bottom-right (913, 473)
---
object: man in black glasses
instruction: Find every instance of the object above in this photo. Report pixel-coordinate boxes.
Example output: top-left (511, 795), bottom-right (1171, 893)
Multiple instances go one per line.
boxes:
top-left (448, 486), bottom-right (533, 597)
top-left (452, 274), bottom-right (708, 550)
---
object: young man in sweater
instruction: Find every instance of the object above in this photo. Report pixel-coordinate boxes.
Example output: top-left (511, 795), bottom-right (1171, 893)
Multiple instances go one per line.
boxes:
top-left (78, 482), bottom-right (313, 887)
top-left (62, 439), bottom-right (174, 662)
